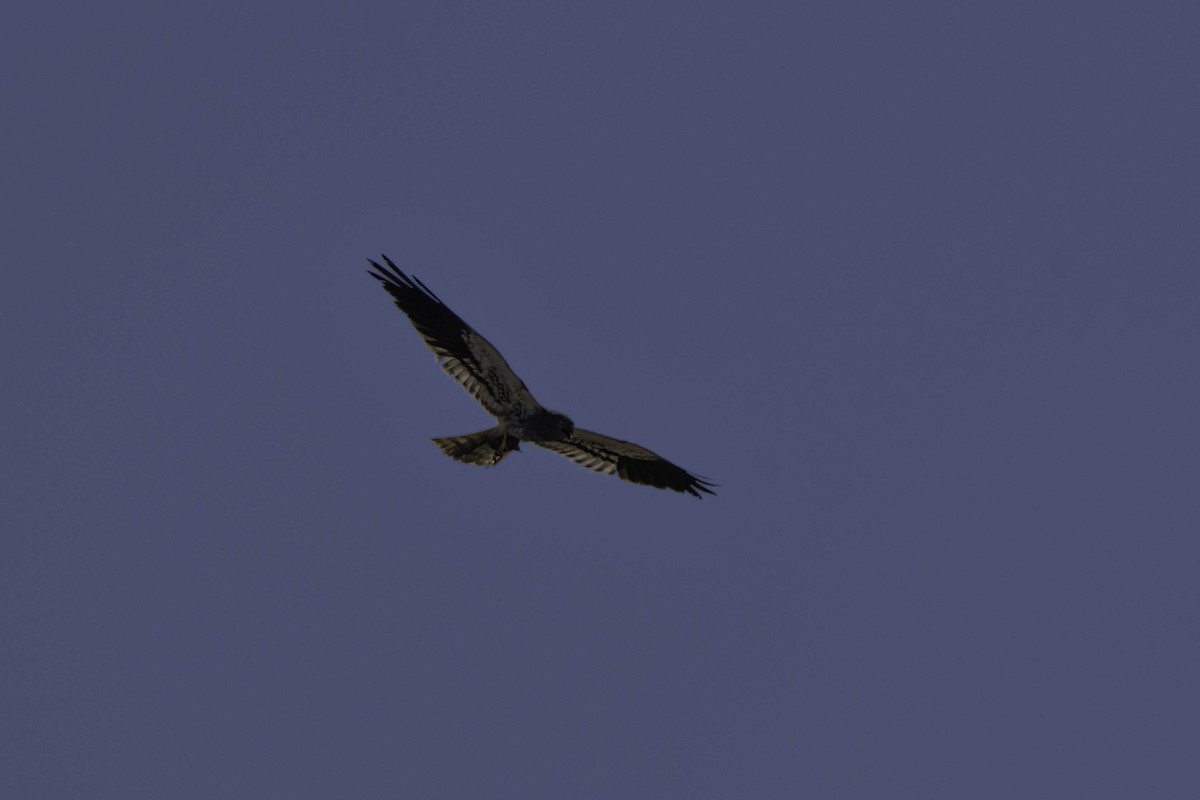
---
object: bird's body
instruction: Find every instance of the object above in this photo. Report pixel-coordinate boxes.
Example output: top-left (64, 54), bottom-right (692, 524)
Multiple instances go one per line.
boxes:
top-left (366, 255), bottom-right (715, 497)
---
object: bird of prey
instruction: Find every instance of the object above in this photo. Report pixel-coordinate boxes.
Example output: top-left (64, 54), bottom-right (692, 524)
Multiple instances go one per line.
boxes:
top-left (366, 255), bottom-right (715, 497)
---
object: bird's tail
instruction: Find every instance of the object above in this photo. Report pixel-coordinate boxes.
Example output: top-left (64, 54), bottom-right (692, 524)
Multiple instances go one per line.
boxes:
top-left (431, 427), bottom-right (519, 467)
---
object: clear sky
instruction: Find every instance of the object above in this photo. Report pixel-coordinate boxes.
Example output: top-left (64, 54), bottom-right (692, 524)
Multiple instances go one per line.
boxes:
top-left (3, 2), bottom-right (1199, 797)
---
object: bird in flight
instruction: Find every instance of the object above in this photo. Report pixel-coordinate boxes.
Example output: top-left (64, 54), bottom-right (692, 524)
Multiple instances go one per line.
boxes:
top-left (366, 255), bottom-right (715, 497)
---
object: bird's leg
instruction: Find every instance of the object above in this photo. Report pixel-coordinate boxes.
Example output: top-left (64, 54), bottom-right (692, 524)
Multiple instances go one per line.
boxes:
top-left (493, 429), bottom-right (508, 465)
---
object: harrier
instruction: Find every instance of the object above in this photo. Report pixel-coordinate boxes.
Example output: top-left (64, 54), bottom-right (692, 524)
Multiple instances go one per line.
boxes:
top-left (366, 255), bottom-right (715, 497)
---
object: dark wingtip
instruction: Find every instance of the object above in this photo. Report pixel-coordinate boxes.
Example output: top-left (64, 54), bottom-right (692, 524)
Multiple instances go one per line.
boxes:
top-left (366, 256), bottom-right (394, 283)
top-left (363, 254), bottom-right (445, 305)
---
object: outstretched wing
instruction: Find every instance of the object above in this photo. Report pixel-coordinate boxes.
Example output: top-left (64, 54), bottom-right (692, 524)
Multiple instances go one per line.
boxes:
top-left (534, 429), bottom-right (716, 498)
top-left (368, 255), bottom-right (540, 419)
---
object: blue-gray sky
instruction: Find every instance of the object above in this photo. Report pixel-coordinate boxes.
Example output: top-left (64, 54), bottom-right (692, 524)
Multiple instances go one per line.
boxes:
top-left (4, 2), bottom-right (1199, 797)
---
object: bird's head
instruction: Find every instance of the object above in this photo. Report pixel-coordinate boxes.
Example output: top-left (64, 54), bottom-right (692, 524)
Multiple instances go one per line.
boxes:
top-left (548, 411), bottom-right (575, 438)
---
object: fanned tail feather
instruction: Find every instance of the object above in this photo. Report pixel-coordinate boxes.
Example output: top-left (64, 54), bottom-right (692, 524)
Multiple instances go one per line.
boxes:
top-left (431, 427), bottom-right (519, 467)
